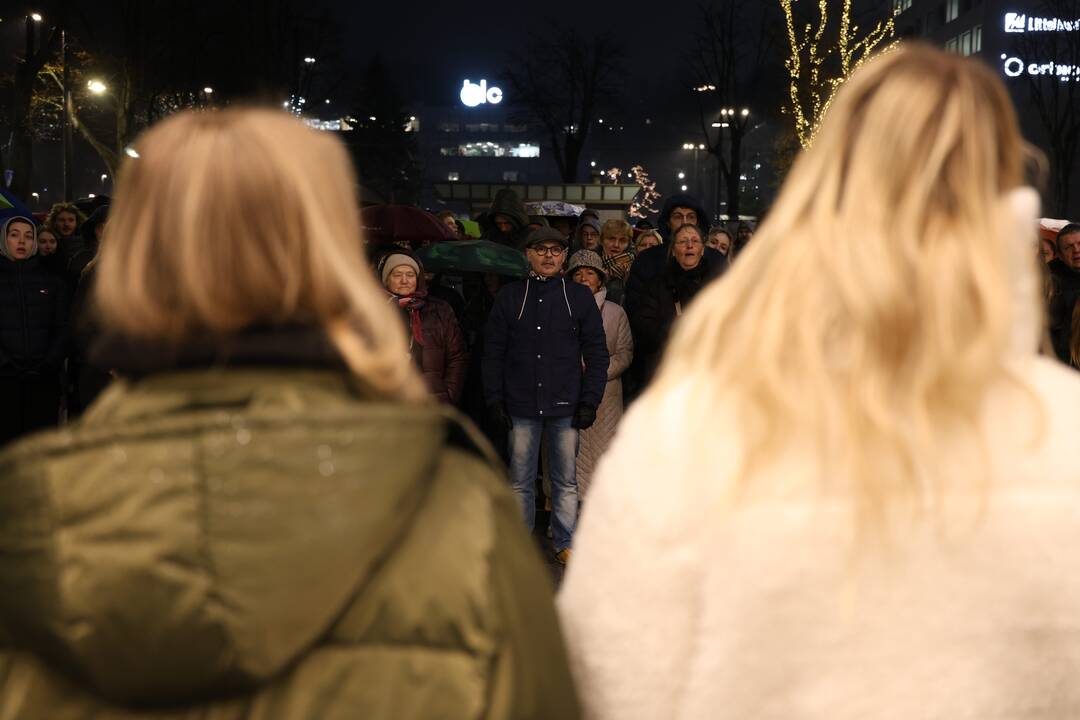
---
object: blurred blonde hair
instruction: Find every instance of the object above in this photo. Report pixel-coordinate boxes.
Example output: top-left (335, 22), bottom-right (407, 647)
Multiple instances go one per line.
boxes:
top-left (650, 45), bottom-right (1034, 539)
top-left (95, 108), bottom-right (426, 402)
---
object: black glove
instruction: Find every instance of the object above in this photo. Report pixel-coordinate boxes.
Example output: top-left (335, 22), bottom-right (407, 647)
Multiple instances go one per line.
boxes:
top-left (488, 402), bottom-right (512, 430)
top-left (571, 402), bottom-right (597, 430)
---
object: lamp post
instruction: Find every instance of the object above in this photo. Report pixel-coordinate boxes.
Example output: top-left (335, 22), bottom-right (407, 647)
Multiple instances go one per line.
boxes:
top-left (716, 107), bottom-right (751, 221)
top-left (681, 142), bottom-right (706, 198)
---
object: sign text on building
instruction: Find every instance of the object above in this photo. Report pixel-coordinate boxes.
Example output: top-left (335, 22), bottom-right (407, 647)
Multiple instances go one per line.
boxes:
top-left (460, 79), bottom-right (503, 108)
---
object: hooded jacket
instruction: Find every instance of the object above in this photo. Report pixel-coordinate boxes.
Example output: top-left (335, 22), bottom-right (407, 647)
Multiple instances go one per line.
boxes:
top-left (480, 189), bottom-right (531, 248)
top-left (0, 328), bottom-right (580, 719)
top-left (0, 218), bottom-right (68, 377)
top-left (483, 275), bottom-right (609, 418)
top-left (622, 195), bottom-right (727, 318)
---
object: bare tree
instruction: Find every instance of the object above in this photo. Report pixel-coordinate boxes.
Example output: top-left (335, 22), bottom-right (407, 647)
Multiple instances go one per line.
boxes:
top-left (689, 1), bottom-right (777, 220)
top-left (503, 24), bottom-right (624, 183)
top-left (1012, 0), bottom-right (1080, 217)
top-left (779, 0), bottom-right (895, 148)
top-left (8, 15), bottom-right (60, 200)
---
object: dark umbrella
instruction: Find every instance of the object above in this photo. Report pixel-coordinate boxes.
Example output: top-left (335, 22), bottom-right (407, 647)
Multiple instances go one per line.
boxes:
top-left (0, 188), bottom-right (34, 224)
top-left (417, 239), bottom-right (529, 278)
top-left (361, 204), bottom-right (456, 250)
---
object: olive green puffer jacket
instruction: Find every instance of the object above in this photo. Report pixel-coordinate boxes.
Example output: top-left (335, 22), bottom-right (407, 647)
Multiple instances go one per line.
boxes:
top-left (0, 368), bottom-right (580, 719)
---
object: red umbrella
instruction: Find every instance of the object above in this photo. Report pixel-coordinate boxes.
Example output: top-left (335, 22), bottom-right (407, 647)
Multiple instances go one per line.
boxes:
top-left (360, 204), bottom-right (457, 250)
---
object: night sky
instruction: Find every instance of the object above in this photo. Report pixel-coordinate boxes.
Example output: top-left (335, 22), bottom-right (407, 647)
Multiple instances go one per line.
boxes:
top-left (324, 0), bottom-right (699, 106)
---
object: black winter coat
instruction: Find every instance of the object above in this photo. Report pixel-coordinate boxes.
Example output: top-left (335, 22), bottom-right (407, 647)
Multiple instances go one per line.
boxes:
top-left (0, 257), bottom-right (69, 378)
top-left (630, 256), bottom-right (723, 387)
top-left (483, 276), bottom-right (609, 418)
top-left (1048, 259), bottom-right (1080, 364)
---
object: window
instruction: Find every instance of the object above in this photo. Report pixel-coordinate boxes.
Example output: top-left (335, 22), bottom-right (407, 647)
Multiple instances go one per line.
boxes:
top-left (959, 29), bottom-right (972, 55)
top-left (945, 0), bottom-right (959, 22)
top-left (465, 122), bottom-right (500, 132)
top-left (502, 171), bottom-right (519, 182)
top-left (448, 171), bottom-right (460, 182)
top-left (438, 122), bottom-right (460, 132)
top-left (945, 35), bottom-right (958, 52)
top-left (503, 123), bottom-right (528, 133)
top-left (440, 141), bottom-right (540, 158)
top-left (892, 0), bottom-right (912, 13)
top-left (973, 24), bottom-right (982, 53)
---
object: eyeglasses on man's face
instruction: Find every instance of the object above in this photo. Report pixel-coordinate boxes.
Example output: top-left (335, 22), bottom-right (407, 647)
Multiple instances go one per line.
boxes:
top-left (530, 245), bottom-right (565, 257)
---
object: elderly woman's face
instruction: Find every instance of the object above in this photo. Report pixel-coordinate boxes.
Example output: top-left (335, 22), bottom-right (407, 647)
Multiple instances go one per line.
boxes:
top-left (672, 228), bottom-right (704, 270)
top-left (572, 267), bottom-right (603, 294)
top-left (386, 264), bottom-right (418, 296)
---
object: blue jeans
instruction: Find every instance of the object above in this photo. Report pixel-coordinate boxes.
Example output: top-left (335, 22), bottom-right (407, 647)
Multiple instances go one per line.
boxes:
top-left (508, 415), bottom-right (579, 551)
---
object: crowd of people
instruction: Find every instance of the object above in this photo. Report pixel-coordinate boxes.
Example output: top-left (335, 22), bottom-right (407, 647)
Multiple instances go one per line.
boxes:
top-left (1, 44), bottom-right (1080, 718)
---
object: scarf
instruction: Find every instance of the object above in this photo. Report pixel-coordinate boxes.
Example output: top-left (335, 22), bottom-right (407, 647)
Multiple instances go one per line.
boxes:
top-left (388, 291), bottom-right (427, 348)
top-left (602, 252), bottom-right (633, 281)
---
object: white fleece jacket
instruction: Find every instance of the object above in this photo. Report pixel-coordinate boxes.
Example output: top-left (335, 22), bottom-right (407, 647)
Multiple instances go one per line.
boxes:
top-left (558, 189), bottom-right (1080, 719)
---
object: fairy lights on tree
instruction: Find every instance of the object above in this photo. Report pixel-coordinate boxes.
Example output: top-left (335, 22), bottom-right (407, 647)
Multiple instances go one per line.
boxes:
top-left (627, 165), bottom-right (661, 218)
top-left (780, 0), bottom-right (896, 148)
top-left (606, 167), bottom-right (623, 184)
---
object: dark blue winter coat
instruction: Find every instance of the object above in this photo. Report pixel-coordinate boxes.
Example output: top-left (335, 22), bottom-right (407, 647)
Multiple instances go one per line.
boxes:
top-left (483, 275), bottom-right (609, 419)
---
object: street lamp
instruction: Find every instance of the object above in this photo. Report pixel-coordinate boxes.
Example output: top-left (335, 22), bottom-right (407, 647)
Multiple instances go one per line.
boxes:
top-left (30, 13), bottom-right (43, 22)
top-left (203, 86), bottom-right (214, 94)
top-left (304, 57), bottom-right (316, 64)
top-left (87, 79), bottom-right (107, 95)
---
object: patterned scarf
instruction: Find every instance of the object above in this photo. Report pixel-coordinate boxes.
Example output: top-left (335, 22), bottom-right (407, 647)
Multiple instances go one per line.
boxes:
top-left (388, 291), bottom-right (427, 347)
top-left (602, 252), bottom-right (634, 281)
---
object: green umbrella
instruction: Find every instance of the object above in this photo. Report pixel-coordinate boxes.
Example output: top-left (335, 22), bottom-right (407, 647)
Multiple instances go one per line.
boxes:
top-left (418, 239), bottom-right (528, 277)
top-left (458, 218), bottom-right (481, 238)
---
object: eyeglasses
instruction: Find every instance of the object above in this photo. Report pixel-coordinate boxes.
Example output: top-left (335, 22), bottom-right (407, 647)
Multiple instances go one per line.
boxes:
top-left (530, 245), bottom-right (565, 256)
top-left (673, 237), bottom-right (703, 247)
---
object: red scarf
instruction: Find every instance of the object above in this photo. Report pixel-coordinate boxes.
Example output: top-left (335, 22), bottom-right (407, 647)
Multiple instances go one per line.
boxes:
top-left (388, 291), bottom-right (427, 347)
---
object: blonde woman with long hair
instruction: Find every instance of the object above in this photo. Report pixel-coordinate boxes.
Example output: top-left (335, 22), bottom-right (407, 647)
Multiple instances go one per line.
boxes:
top-left (559, 45), bottom-right (1080, 719)
top-left (0, 109), bottom-right (579, 719)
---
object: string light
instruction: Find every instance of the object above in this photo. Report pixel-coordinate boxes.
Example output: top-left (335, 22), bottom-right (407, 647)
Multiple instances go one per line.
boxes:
top-left (628, 165), bottom-right (662, 218)
top-left (780, 0), bottom-right (896, 148)
top-left (606, 167), bottom-right (622, 184)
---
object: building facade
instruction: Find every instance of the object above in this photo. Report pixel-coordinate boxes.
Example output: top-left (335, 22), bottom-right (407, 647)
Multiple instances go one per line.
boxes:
top-left (895, 0), bottom-right (1080, 216)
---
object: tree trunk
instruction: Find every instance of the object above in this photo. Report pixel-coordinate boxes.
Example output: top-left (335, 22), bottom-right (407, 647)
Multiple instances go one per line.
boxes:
top-left (727, 131), bottom-right (743, 220)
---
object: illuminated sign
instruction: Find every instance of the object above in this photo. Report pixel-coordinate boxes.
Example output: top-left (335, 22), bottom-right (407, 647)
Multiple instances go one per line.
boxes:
top-left (460, 79), bottom-right (503, 108)
top-left (1001, 54), bottom-right (1080, 80)
top-left (1004, 11), bottom-right (1080, 32)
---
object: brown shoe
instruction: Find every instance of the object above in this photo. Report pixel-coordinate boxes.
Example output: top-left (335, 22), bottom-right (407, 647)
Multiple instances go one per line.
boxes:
top-left (555, 548), bottom-right (572, 565)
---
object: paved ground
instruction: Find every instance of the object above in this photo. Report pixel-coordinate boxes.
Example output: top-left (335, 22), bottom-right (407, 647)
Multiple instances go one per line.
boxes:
top-left (531, 509), bottom-right (567, 587)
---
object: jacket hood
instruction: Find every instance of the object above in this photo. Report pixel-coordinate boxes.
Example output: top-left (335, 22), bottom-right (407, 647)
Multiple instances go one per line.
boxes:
top-left (0, 216), bottom-right (38, 260)
top-left (480, 188), bottom-right (529, 232)
top-left (0, 362), bottom-right (465, 706)
top-left (571, 217), bottom-right (602, 253)
top-left (657, 194), bottom-right (707, 240)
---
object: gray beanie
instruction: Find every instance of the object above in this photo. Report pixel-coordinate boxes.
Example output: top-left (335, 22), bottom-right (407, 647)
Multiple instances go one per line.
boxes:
top-left (566, 249), bottom-right (606, 281)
